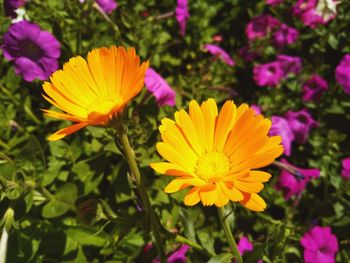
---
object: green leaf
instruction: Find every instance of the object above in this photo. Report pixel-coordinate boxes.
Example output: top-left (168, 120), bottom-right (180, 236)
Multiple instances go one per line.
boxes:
top-left (207, 253), bottom-right (233, 263)
top-left (64, 227), bottom-right (106, 247)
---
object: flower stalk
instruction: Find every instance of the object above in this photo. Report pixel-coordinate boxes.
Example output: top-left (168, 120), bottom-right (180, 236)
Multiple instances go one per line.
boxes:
top-left (217, 206), bottom-right (242, 263)
top-left (0, 208), bottom-right (14, 263)
top-left (113, 121), bottom-right (166, 263)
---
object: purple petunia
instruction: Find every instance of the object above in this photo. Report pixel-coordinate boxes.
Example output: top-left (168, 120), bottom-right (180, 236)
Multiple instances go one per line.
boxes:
top-left (284, 109), bottom-right (319, 144)
top-left (341, 157), bottom-right (350, 179)
top-left (95, 0), bottom-right (118, 14)
top-left (273, 24), bottom-right (299, 48)
top-left (237, 236), bottom-right (253, 255)
top-left (144, 68), bottom-right (176, 107)
top-left (175, 0), bottom-right (189, 36)
top-left (302, 74), bottom-right (328, 102)
top-left (1, 20), bottom-right (61, 82)
top-left (4, 0), bottom-right (26, 18)
top-left (335, 54), bottom-right (350, 94)
top-left (266, 0), bottom-right (283, 6)
top-left (270, 116), bottom-right (294, 156)
top-left (245, 15), bottom-right (280, 41)
top-left (277, 54), bottom-right (302, 77)
top-left (203, 44), bottom-right (235, 66)
top-left (253, 61), bottom-right (284, 87)
top-left (300, 226), bottom-right (338, 263)
top-left (276, 159), bottom-right (320, 200)
top-left (153, 244), bottom-right (189, 263)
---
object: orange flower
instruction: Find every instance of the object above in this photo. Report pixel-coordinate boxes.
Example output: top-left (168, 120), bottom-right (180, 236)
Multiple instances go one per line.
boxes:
top-left (42, 46), bottom-right (149, 141)
top-left (151, 99), bottom-right (283, 211)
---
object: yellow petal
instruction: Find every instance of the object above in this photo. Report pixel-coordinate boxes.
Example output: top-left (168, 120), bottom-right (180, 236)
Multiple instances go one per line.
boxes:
top-left (240, 171), bottom-right (272, 183)
top-left (214, 185), bottom-right (230, 207)
top-left (200, 99), bottom-right (218, 152)
top-left (189, 100), bottom-right (206, 150)
top-left (150, 162), bottom-right (194, 176)
top-left (199, 184), bottom-right (217, 206)
top-left (234, 180), bottom-right (264, 193)
top-left (164, 177), bottom-right (205, 193)
top-left (48, 122), bottom-right (88, 141)
top-left (240, 193), bottom-right (266, 212)
top-left (184, 187), bottom-right (200, 206)
top-left (219, 182), bottom-right (244, 201)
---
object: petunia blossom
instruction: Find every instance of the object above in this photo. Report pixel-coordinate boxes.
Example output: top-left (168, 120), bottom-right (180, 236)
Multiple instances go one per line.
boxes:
top-left (300, 226), bottom-right (338, 263)
top-left (237, 236), bottom-right (253, 255)
top-left (302, 74), bottom-right (328, 102)
top-left (341, 157), bottom-right (350, 179)
top-left (153, 244), bottom-right (189, 263)
top-left (270, 116), bottom-right (294, 156)
top-left (175, 0), bottom-right (189, 36)
top-left (335, 54), bottom-right (350, 94)
top-left (95, 0), bottom-right (118, 14)
top-left (1, 20), bottom-right (61, 82)
top-left (4, 0), bottom-right (26, 18)
top-left (276, 159), bottom-right (320, 199)
top-left (273, 24), bottom-right (299, 48)
top-left (253, 61), bottom-right (284, 87)
top-left (284, 109), bottom-right (319, 144)
top-left (203, 44), bottom-right (235, 66)
top-left (245, 15), bottom-right (280, 41)
top-left (276, 54), bottom-right (302, 77)
top-left (144, 68), bottom-right (176, 107)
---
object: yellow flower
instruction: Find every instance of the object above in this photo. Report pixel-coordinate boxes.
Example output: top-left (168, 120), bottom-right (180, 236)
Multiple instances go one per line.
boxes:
top-left (150, 99), bottom-right (283, 211)
top-left (42, 46), bottom-right (149, 141)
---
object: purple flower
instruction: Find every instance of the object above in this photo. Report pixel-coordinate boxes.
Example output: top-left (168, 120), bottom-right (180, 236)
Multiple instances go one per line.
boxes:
top-left (276, 55), bottom-right (302, 76)
top-left (153, 245), bottom-right (189, 263)
top-left (203, 44), bottom-right (235, 66)
top-left (276, 159), bottom-right (320, 200)
top-left (341, 157), bottom-right (350, 179)
top-left (95, 0), bottom-right (117, 14)
top-left (284, 109), bottom-right (318, 144)
top-left (266, 0), bottom-right (283, 6)
top-left (4, 0), bottom-right (26, 18)
top-left (270, 116), bottom-right (294, 156)
top-left (273, 24), bottom-right (299, 48)
top-left (145, 68), bottom-right (176, 107)
top-left (238, 236), bottom-right (253, 255)
top-left (1, 20), bottom-right (61, 82)
top-left (302, 74), bottom-right (328, 101)
top-left (253, 61), bottom-right (284, 87)
top-left (300, 226), bottom-right (338, 263)
top-left (239, 46), bottom-right (259, 62)
top-left (176, 0), bottom-right (190, 36)
top-left (335, 54), bottom-right (350, 94)
top-left (245, 15), bottom-right (280, 41)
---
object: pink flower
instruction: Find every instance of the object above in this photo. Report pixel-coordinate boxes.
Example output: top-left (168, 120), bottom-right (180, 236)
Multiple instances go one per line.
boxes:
top-left (276, 159), bottom-right (320, 199)
top-left (284, 109), bottom-right (319, 144)
top-left (335, 54), bottom-right (350, 95)
top-left (266, 0), bottom-right (283, 6)
top-left (276, 54), bottom-right (302, 77)
top-left (300, 226), bottom-right (338, 263)
top-left (341, 157), bottom-right (350, 179)
top-left (144, 68), bottom-right (176, 107)
top-left (253, 61), bottom-right (284, 87)
top-left (245, 15), bottom-right (280, 41)
top-left (95, 0), bottom-right (117, 14)
top-left (302, 74), bottom-right (328, 101)
top-left (250, 104), bottom-right (262, 115)
top-left (203, 44), bottom-right (235, 66)
top-left (175, 0), bottom-right (189, 36)
top-left (273, 24), bottom-right (299, 48)
top-left (153, 244), bottom-right (189, 263)
top-left (237, 236), bottom-right (253, 255)
top-left (270, 116), bottom-right (294, 156)
top-left (212, 34), bottom-right (223, 42)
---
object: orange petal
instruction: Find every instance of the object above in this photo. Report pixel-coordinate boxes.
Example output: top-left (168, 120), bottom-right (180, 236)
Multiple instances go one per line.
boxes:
top-left (214, 184), bottom-right (230, 207)
top-left (219, 182), bottom-right (244, 201)
top-left (164, 177), bottom-right (205, 193)
top-left (184, 187), bottom-right (200, 206)
top-left (199, 184), bottom-right (217, 206)
top-left (150, 162), bottom-right (194, 176)
top-left (234, 180), bottom-right (264, 193)
top-left (240, 193), bottom-right (266, 212)
top-left (48, 122), bottom-right (88, 141)
top-left (240, 171), bottom-right (272, 183)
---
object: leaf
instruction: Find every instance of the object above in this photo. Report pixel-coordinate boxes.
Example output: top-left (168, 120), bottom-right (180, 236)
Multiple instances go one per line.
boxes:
top-left (64, 227), bottom-right (106, 247)
top-left (42, 183), bottom-right (78, 218)
top-left (207, 253), bottom-right (233, 263)
top-left (179, 207), bottom-right (197, 242)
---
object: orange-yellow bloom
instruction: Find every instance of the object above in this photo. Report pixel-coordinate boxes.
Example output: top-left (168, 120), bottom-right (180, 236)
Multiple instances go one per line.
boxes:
top-left (42, 46), bottom-right (149, 141)
top-left (150, 99), bottom-right (283, 211)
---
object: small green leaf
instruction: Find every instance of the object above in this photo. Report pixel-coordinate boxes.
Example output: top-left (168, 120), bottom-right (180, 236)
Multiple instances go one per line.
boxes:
top-left (207, 253), bottom-right (233, 263)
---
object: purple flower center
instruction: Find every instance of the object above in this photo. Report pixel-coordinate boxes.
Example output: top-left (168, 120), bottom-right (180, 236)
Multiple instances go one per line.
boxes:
top-left (297, 114), bottom-right (308, 124)
top-left (268, 65), bottom-right (276, 74)
top-left (19, 40), bottom-right (43, 61)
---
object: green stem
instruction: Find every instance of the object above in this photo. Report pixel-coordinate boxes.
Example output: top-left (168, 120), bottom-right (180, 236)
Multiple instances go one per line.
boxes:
top-left (114, 124), bottom-right (166, 263)
top-left (93, 3), bottom-right (119, 34)
top-left (217, 207), bottom-right (242, 263)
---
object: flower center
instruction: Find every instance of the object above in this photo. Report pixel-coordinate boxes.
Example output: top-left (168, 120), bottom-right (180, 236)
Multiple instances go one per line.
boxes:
top-left (87, 96), bottom-right (122, 124)
top-left (195, 152), bottom-right (230, 181)
top-left (19, 40), bottom-right (43, 61)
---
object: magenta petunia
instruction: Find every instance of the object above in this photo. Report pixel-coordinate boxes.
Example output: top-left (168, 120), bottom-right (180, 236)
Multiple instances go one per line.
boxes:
top-left (245, 15), bottom-right (280, 41)
top-left (266, 0), bottom-right (283, 6)
top-left (284, 109), bottom-right (319, 144)
top-left (237, 236), bottom-right (253, 255)
top-left (270, 116), bottom-right (294, 156)
top-left (203, 44), bottom-right (235, 66)
top-left (273, 24), bottom-right (299, 48)
top-left (341, 157), bottom-right (350, 179)
top-left (302, 74), bottom-right (328, 102)
top-left (1, 20), bottom-right (61, 82)
top-left (239, 46), bottom-right (259, 62)
top-left (4, 0), bottom-right (26, 18)
top-left (95, 0), bottom-right (117, 14)
top-left (253, 61), bottom-right (284, 87)
top-left (175, 0), bottom-right (190, 36)
top-left (335, 54), bottom-right (350, 94)
top-left (144, 68), bottom-right (176, 107)
top-left (276, 54), bottom-right (302, 77)
top-left (276, 159), bottom-right (320, 200)
top-left (300, 226), bottom-right (338, 263)
top-left (153, 244), bottom-right (189, 263)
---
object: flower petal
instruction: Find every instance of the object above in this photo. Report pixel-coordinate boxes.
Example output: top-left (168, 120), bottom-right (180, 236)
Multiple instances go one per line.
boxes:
top-left (48, 122), bottom-right (88, 141)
